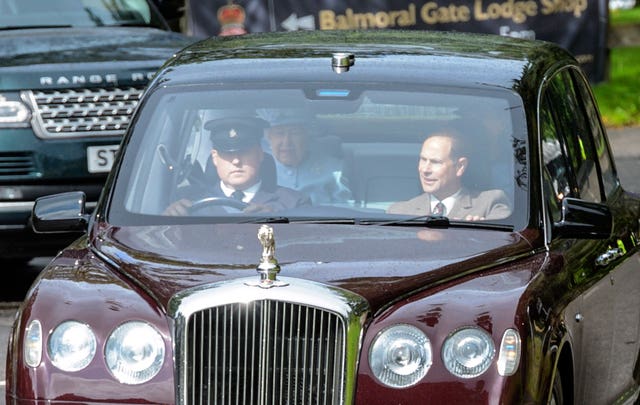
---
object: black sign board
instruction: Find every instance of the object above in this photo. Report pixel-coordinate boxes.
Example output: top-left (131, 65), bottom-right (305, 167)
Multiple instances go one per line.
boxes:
top-left (185, 0), bottom-right (608, 82)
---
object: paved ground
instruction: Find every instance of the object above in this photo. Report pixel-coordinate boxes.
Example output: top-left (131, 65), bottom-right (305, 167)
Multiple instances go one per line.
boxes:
top-left (607, 126), bottom-right (640, 194)
top-left (608, 125), bottom-right (640, 158)
top-left (0, 304), bottom-right (15, 404)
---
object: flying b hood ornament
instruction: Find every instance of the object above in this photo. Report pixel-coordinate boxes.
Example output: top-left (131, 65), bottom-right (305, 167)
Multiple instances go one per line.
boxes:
top-left (245, 225), bottom-right (289, 288)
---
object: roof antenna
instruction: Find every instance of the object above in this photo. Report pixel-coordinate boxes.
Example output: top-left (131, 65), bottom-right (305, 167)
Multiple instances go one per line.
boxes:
top-left (332, 52), bottom-right (355, 74)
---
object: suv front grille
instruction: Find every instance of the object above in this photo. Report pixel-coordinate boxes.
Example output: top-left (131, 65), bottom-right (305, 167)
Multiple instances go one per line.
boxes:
top-left (0, 152), bottom-right (35, 177)
top-left (23, 87), bottom-right (145, 139)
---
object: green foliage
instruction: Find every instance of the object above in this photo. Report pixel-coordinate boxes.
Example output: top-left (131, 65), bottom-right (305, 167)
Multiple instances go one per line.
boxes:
top-left (591, 5), bottom-right (640, 127)
top-left (610, 6), bottom-right (640, 25)
top-left (593, 46), bottom-right (640, 127)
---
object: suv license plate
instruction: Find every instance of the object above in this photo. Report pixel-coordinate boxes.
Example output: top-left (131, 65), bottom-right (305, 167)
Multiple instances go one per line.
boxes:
top-left (87, 145), bottom-right (120, 173)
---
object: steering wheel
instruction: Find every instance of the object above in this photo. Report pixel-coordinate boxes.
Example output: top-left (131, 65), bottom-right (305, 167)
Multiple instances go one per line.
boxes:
top-left (188, 197), bottom-right (248, 214)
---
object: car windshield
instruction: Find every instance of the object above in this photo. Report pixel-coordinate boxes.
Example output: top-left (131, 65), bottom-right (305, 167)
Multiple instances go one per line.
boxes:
top-left (0, 0), bottom-right (160, 29)
top-left (110, 84), bottom-right (529, 230)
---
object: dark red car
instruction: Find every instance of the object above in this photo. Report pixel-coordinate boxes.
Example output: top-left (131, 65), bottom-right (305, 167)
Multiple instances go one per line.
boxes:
top-left (6, 30), bottom-right (640, 404)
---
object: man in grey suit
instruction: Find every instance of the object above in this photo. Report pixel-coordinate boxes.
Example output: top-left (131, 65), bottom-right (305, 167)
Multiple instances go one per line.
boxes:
top-left (387, 129), bottom-right (511, 221)
top-left (164, 117), bottom-right (310, 216)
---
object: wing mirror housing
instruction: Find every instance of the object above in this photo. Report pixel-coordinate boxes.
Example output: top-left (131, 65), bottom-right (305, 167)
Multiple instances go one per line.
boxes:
top-left (553, 197), bottom-right (613, 239)
top-left (31, 191), bottom-right (89, 233)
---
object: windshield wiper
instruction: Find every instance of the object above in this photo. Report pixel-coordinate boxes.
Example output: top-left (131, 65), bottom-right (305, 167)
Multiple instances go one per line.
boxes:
top-left (239, 216), bottom-right (290, 224)
top-left (1, 25), bottom-right (73, 30)
top-left (233, 214), bottom-right (513, 231)
top-left (372, 215), bottom-right (514, 231)
top-left (368, 215), bottom-right (451, 227)
top-left (241, 217), bottom-right (364, 224)
top-left (107, 22), bottom-right (151, 28)
top-left (239, 216), bottom-right (365, 225)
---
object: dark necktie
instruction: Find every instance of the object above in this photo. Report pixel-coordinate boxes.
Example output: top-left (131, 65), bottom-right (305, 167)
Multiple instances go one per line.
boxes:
top-left (433, 201), bottom-right (445, 216)
top-left (231, 190), bottom-right (245, 201)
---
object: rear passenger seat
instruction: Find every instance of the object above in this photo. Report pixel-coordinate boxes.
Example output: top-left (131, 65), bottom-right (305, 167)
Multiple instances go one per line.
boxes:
top-left (341, 142), bottom-right (421, 210)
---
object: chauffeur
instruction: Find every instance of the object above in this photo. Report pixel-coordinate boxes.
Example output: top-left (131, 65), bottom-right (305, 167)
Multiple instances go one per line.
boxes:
top-left (164, 117), bottom-right (310, 216)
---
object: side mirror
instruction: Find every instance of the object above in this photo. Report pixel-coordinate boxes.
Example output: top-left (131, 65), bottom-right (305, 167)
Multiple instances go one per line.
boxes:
top-left (32, 191), bottom-right (89, 233)
top-left (553, 197), bottom-right (612, 239)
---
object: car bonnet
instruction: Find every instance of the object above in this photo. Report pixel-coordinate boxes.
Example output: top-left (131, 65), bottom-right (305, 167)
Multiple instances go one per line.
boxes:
top-left (0, 27), bottom-right (191, 68)
top-left (93, 223), bottom-right (532, 311)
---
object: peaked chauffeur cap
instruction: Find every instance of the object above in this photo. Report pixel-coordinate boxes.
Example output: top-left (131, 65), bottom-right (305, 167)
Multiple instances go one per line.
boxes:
top-left (205, 117), bottom-right (268, 153)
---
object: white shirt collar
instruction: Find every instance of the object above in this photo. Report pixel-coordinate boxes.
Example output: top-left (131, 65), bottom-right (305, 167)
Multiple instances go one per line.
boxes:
top-left (430, 189), bottom-right (461, 216)
top-left (220, 181), bottom-right (261, 202)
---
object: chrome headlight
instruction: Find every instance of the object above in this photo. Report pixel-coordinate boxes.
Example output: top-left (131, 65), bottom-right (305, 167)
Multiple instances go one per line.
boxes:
top-left (105, 321), bottom-right (165, 385)
top-left (0, 94), bottom-right (30, 127)
top-left (369, 324), bottom-right (432, 388)
top-left (48, 320), bottom-right (97, 372)
top-left (442, 327), bottom-right (495, 378)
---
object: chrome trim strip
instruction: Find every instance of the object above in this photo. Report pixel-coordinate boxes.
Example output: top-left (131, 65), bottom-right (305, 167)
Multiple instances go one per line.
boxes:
top-left (0, 201), bottom-right (34, 213)
top-left (0, 201), bottom-right (97, 213)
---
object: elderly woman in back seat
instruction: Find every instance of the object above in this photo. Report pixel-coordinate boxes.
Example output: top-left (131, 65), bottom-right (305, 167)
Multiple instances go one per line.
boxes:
top-left (259, 108), bottom-right (352, 205)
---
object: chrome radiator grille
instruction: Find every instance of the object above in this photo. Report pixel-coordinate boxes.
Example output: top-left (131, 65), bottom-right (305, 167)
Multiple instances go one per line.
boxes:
top-left (23, 87), bottom-right (145, 139)
top-left (185, 300), bottom-right (345, 405)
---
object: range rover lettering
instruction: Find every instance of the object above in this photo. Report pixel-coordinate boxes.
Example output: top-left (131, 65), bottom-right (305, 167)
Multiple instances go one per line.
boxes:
top-left (0, 0), bottom-right (194, 263)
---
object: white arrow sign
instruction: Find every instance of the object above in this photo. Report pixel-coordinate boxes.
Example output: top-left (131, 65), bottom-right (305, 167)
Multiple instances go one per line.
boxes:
top-left (281, 13), bottom-right (315, 31)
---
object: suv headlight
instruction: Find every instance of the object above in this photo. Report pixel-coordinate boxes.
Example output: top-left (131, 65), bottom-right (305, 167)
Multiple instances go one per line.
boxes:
top-left (105, 321), bottom-right (165, 384)
top-left (369, 324), bottom-right (432, 388)
top-left (0, 94), bottom-right (31, 126)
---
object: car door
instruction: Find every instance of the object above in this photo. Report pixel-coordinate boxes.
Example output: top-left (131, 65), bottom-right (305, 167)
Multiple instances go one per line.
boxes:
top-left (571, 68), bottom-right (640, 404)
top-left (540, 67), bottom-right (640, 404)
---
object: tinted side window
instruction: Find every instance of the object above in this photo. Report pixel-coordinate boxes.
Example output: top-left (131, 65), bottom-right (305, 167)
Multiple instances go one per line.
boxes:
top-left (571, 70), bottom-right (618, 197)
top-left (540, 97), bottom-right (568, 223)
top-left (546, 70), bottom-right (602, 203)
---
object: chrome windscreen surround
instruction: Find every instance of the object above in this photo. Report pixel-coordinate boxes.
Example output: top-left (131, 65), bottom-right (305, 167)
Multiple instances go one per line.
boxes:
top-left (21, 87), bottom-right (145, 139)
top-left (169, 277), bottom-right (370, 405)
